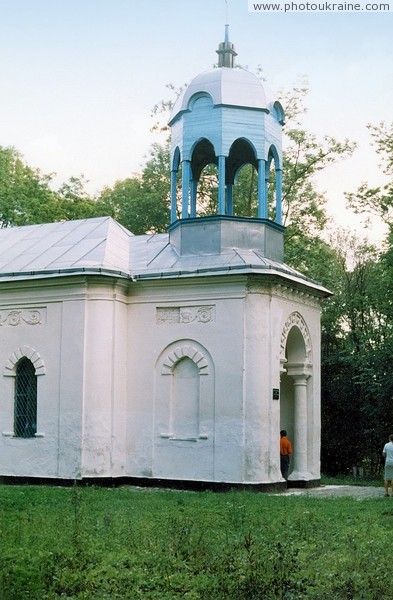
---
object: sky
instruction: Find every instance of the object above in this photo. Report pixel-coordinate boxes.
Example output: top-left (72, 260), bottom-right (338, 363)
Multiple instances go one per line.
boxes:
top-left (1, 0), bottom-right (392, 242)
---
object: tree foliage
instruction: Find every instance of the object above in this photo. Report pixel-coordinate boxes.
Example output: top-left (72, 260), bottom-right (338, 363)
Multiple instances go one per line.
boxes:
top-left (319, 123), bottom-right (393, 474)
top-left (98, 148), bottom-right (170, 235)
top-left (0, 146), bottom-right (106, 226)
top-left (319, 233), bottom-right (391, 473)
top-left (56, 175), bottom-right (103, 221)
top-left (0, 146), bottom-right (59, 227)
top-left (346, 121), bottom-right (393, 228)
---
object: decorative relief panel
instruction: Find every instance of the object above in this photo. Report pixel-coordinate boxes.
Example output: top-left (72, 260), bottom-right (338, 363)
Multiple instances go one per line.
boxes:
top-left (157, 305), bottom-right (215, 325)
top-left (0, 308), bottom-right (46, 327)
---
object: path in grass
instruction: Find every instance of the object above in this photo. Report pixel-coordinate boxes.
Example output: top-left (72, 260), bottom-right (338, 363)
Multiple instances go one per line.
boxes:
top-left (279, 484), bottom-right (384, 498)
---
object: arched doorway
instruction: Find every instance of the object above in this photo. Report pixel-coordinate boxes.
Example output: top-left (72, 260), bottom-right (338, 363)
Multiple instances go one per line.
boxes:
top-left (280, 313), bottom-right (313, 482)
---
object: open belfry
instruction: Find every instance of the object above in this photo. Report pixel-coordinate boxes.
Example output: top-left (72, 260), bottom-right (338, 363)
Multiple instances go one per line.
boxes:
top-left (0, 30), bottom-right (331, 489)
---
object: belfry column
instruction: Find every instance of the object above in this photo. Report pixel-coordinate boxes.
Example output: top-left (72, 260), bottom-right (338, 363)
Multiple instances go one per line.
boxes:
top-left (257, 159), bottom-right (267, 218)
top-left (287, 364), bottom-right (313, 481)
top-left (276, 168), bottom-right (283, 224)
top-left (265, 163), bottom-right (270, 215)
top-left (218, 156), bottom-right (226, 214)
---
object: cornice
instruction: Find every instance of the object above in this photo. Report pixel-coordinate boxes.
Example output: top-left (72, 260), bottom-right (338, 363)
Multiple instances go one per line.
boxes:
top-left (247, 279), bottom-right (322, 308)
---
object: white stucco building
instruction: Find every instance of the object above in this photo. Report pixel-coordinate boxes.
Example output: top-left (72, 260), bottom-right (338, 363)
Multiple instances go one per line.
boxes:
top-left (0, 32), bottom-right (331, 489)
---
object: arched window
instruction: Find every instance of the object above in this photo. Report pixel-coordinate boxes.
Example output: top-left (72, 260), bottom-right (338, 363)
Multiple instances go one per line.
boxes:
top-left (14, 358), bottom-right (37, 438)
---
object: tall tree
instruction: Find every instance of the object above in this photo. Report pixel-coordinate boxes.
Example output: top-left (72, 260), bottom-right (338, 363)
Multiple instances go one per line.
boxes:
top-left (319, 230), bottom-right (393, 474)
top-left (346, 121), bottom-right (393, 230)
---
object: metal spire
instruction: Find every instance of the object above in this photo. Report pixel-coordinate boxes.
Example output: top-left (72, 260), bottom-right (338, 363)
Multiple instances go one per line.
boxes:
top-left (216, 24), bottom-right (237, 68)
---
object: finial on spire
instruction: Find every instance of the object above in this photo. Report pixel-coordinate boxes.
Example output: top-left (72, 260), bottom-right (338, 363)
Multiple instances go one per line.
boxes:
top-left (216, 24), bottom-right (237, 68)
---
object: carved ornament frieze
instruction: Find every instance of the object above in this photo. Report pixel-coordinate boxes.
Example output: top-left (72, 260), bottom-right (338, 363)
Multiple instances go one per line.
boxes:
top-left (156, 305), bottom-right (215, 325)
top-left (0, 308), bottom-right (45, 327)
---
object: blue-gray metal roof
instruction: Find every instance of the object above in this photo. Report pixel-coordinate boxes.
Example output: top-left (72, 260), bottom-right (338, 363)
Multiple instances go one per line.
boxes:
top-left (0, 217), bottom-right (331, 296)
top-left (130, 233), bottom-right (330, 295)
top-left (0, 217), bottom-right (132, 280)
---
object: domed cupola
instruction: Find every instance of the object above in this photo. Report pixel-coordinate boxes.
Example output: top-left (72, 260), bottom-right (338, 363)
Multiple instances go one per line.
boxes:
top-left (168, 27), bottom-right (286, 261)
top-left (170, 67), bottom-right (269, 121)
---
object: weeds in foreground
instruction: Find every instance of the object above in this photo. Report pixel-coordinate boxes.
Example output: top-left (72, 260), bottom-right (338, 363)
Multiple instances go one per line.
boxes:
top-left (0, 484), bottom-right (390, 599)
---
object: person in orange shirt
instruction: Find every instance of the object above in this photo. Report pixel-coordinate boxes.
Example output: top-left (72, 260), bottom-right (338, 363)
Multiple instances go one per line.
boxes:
top-left (280, 430), bottom-right (292, 480)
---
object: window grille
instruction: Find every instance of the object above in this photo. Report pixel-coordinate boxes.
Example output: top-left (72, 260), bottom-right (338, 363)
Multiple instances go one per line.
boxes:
top-left (14, 358), bottom-right (37, 438)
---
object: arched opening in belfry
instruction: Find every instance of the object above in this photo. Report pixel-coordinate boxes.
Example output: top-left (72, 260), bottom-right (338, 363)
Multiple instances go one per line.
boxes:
top-left (189, 138), bottom-right (218, 218)
top-left (196, 164), bottom-right (219, 216)
top-left (227, 138), bottom-right (258, 218)
top-left (232, 164), bottom-right (258, 218)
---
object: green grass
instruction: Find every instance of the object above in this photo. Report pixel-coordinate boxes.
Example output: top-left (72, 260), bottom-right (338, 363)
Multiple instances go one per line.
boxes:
top-left (0, 482), bottom-right (391, 599)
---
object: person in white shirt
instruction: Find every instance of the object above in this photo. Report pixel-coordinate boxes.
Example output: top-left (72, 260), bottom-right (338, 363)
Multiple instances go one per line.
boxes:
top-left (382, 434), bottom-right (393, 496)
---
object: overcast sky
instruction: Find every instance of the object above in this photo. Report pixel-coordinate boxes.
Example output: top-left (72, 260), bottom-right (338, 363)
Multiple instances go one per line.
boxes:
top-left (1, 0), bottom-right (392, 241)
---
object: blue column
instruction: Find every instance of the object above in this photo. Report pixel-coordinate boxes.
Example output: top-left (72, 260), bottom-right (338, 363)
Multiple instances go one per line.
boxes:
top-left (218, 155), bottom-right (226, 215)
top-left (257, 159), bottom-right (267, 219)
top-left (170, 170), bottom-right (177, 223)
top-left (226, 183), bottom-right (233, 215)
top-left (181, 160), bottom-right (190, 218)
top-left (276, 169), bottom-right (282, 224)
top-left (190, 180), bottom-right (197, 218)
